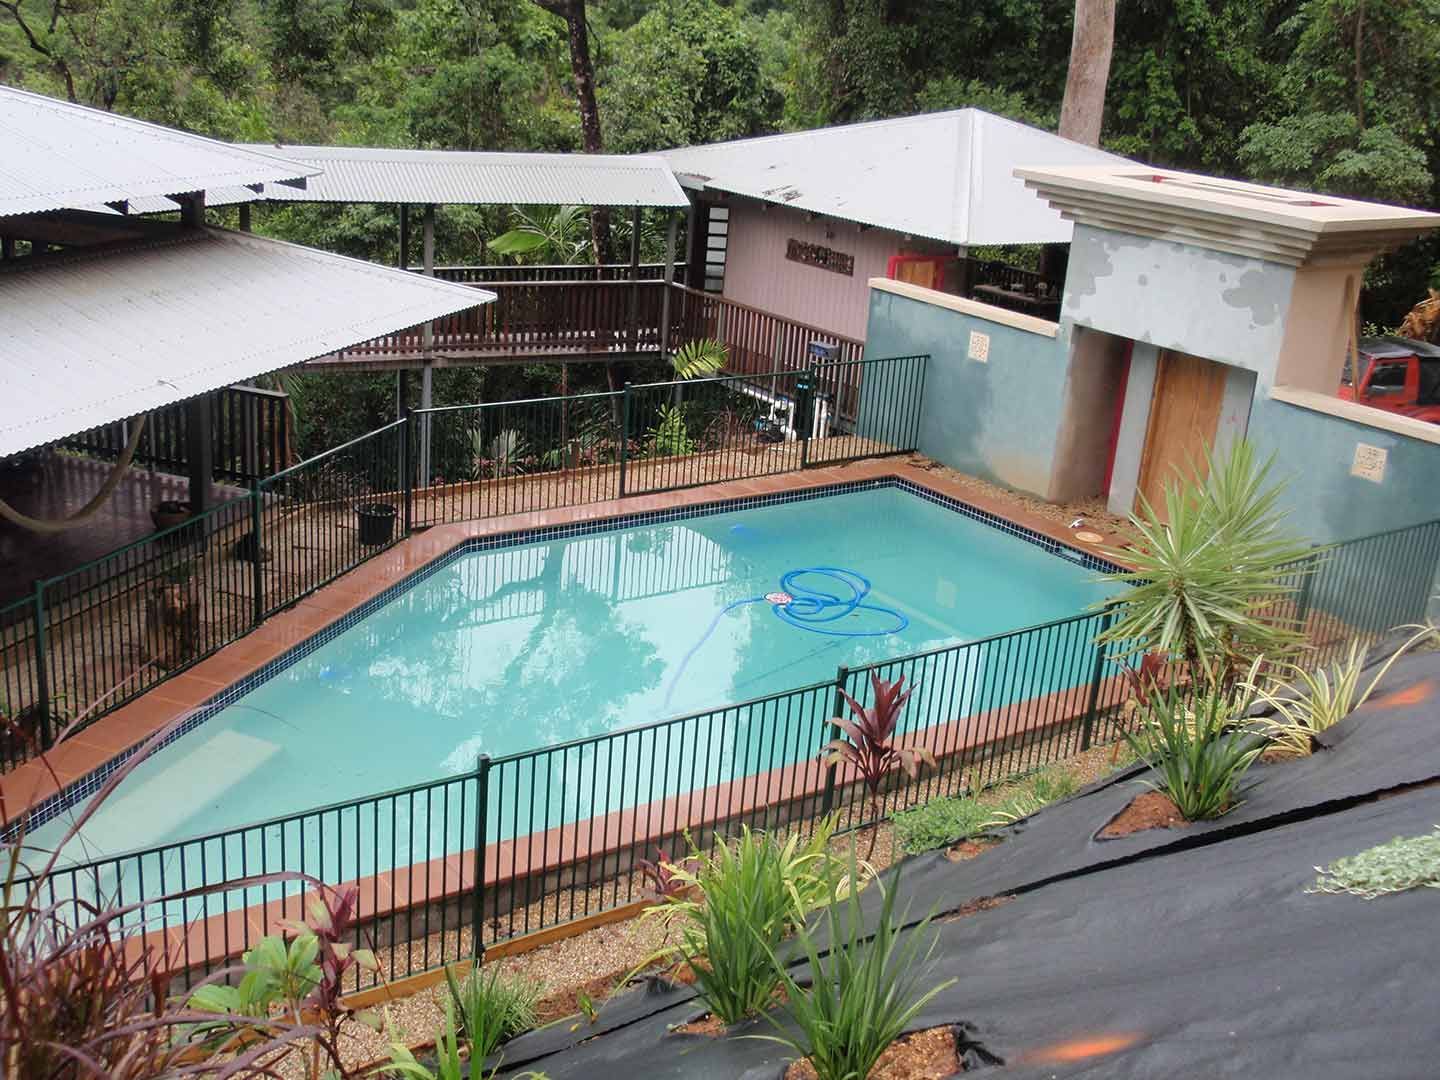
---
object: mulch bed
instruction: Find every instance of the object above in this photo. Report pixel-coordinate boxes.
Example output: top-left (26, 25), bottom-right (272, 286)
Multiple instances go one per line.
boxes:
top-left (945, 838), bottom-right (998, 862)
top-left (1098, 791), bottom-right (1188, 838)
top-left (941, 895), bottom-right (1012, 923)
top-left (785, 1026), bottom-right (963, 1079)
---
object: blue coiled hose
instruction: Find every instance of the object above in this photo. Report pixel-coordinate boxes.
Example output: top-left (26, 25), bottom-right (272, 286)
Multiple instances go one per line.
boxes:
top-left (662, 566), bottom-right (907, 708)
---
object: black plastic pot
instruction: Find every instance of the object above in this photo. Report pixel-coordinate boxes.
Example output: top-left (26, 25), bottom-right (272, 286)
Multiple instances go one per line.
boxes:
top-left (356, 502), bottom-right (397, 546)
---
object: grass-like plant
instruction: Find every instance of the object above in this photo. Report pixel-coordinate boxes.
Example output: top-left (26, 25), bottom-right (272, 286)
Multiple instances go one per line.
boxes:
top-left (1126, 685), bottom-right (1265, 821)
top-left (892, 767), bottom-right (1082, 854)
top-left (1099, 440), bottom-right (1313, 690)
top-left (826, 673), bottom-right (935, 857)
top-left (1250, 626), bottom-right (1438, 756)
top-left (1308, 827), bottom-right (1440, 899)
top-left (442, 962), bottom-right (540, 1062)
top-left (638, 821), bottom-right (850, 1026)
top-left (757, 865), bottom-right (955, 1080)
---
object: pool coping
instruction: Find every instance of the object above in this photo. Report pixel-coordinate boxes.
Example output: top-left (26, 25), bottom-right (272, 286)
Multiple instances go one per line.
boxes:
top-left (0, 458), bottom-right (1129, 837)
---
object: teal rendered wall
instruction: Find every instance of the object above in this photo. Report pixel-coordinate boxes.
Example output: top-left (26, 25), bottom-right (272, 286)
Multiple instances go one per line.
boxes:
top-left (1252, 397), bottom-right (1440, 545)
top-left (864, 289), bottom-right (1069, 497)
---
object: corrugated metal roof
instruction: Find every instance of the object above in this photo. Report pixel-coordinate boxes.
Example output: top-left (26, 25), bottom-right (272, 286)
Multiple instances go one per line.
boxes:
top-left (0, 228), bottom-right (493, 456)
top-left (238, 144), bottom-right (690, 208)
top-left (0, 85), bottom-right (315, 219)
top-left (75, 186), bottom-right (259, 216)
top-left (661, 109), bottom-right (1130, 246)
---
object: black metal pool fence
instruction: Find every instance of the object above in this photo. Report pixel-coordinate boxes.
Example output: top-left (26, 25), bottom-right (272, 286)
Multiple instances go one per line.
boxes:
top-left (0, 355), bottom-right (927, 770)
top-left (9, 515), bottom-right (1440, 997)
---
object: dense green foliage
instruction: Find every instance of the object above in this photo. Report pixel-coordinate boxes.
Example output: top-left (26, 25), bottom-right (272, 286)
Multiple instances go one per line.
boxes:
top-left (3, 0), bottom-right (1436, 322)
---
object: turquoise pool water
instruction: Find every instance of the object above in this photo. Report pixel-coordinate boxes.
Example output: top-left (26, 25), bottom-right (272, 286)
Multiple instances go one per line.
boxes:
top-left (29, 485), bottom-right (1114, 905)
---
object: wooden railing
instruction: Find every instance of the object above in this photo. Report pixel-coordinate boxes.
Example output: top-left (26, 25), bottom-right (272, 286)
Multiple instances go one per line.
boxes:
top-left (668, 285), bottom-right (866, 419)
top-left (339, 279), bottom-right (669, 360)
top-left (417, 263), bottom-right (684, 285)
top-left (61, 385), bottom-right (291, 485)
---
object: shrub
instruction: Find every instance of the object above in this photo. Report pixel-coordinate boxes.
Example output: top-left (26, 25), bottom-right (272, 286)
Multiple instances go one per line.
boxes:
top-left (1251, 626), bottom-right (1438, 756)
top-left (1126, 687), bottom-right (1265, 820)
top-left (1308, 828), bottom-right (1440, 899)
top-left (758, 866), bottom-right (954, 1080)
top-left (443, 963), bottom-right (540, 1062)
top-left (892, 768), bottom-right (1081, 854)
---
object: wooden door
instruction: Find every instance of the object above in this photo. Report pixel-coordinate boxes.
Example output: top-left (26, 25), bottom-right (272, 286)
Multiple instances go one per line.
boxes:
top-left (1136, 351), bottom-right (1228, 514)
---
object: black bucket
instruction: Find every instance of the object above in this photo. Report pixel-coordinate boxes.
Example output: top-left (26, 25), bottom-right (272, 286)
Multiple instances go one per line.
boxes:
top-left (356, 502), bottom-right (397, 546)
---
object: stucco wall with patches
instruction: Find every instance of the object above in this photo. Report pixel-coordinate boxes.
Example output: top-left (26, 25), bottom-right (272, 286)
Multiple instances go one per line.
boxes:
top-left (1251, 397), bottom-right (1440, 545)
top-left (1063, 224), bottom-right (1294, 380)
top-left (864, 284), bottom-right (1068, 497)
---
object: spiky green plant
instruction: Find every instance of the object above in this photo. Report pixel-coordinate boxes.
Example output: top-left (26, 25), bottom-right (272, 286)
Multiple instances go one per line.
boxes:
top-left (756, 864), bottom-right (955, 1080)
top-left (1099, 440), bottom-right (1313, 690)
top-left (443, 963), bottom-right (540, 1062)
top-left (636, 821), bottom-right (853, 1025)
top-left (1125, 686), bottom-right (1265, 821)
top-left (670, 338), bottom-right (728, 380)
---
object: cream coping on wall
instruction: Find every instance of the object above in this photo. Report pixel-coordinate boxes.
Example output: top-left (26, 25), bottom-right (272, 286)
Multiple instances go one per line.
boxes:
top-left (1269, 386), bottom-right (1440, 448)
top-left (868, 277), bottom-right (1060, 339)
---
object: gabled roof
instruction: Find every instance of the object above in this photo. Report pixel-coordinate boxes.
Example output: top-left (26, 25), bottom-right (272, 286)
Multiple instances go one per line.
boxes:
top-left (661, 109), bottom-right (1129, 246)
top-left (0, 85), bottom-right (314, 218)
top-left (238, 144), bottom-right (691, 208)
top-left (0, 228), bottom-right (493, 456)
top-left (1018, 164), bottom-right (1440, 266)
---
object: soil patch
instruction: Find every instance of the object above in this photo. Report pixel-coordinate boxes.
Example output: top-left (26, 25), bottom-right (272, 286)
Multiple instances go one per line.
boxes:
top-left (535, 971), bottom-right (626, 1026)
top-left (785, 1025), bottom-right (962, 1079)
top-left (673, 1013), bottom-right (729, 1037)
top-left (945, 838), bottom-right (998, 862)
top-left (1098, 791), bottom-right (1189, 838)
top-left (941, 895), bottom-right (1013, 923)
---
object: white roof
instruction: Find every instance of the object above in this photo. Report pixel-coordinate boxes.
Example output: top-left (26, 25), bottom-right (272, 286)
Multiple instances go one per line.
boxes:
top-left (0, 228), bottom-right (494, 456)
top-left (0, 85), bottom-right (314, 218)
top-left (662, 109), bottom-right (1130, 246)
top-left (238, 144), bottom-right (691, 208)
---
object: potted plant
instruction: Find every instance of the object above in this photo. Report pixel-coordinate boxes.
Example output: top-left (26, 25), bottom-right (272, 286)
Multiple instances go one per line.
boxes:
top-left (356, 502), bottom-right (397, 546)
top-left (150, 499), bottom-right (191, 533)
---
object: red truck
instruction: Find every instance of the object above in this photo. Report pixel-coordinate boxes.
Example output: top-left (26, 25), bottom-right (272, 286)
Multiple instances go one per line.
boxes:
top-left (1339, 337), bottom-right (1440, 423)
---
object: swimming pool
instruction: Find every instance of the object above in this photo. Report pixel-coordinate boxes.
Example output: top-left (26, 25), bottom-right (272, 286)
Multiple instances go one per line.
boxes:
top-left (27, 481), bottom-right (1115, 909)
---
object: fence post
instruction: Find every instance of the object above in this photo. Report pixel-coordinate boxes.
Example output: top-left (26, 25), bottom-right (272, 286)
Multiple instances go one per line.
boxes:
top-left (1080, 605), bottom-right (1116, 751)
top-left (401, 409), bottom-right (414, 536)
top-left (32, 578), bottom-right (52, 750)
top-left (617, 383), bottom-right (631, 499)
top-left (472, 753), bottom-right (491, 965)
top-left (250, 478), bottom-right (265, 626)
top-left (819, 665), bottom-right (849, 817)
top-left (798, 366), bottom-right (815, 469)
top-left (1294, 545), bottom-right (1320, 634)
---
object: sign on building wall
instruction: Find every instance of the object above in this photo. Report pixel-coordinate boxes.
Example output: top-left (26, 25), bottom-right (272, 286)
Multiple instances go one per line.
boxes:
top-left (1350, 442), bottom-right (1388, 484)
top-left (786, 238), bottom-right (854, 277)
top-left (968, 331), bottom-right (990, 363)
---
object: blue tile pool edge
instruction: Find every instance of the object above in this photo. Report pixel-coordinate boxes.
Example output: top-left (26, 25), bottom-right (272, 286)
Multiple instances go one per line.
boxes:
top-left (3, 475), bottom-right (1123, 843)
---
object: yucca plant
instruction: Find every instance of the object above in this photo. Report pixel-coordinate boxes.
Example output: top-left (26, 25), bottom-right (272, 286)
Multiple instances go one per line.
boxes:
top-left (826, 674), bottom-right (935, 857)
top-left (442, 963), bottom-right (540, 1062)
top-left (1126, 685), bottom-right (1265, 821)
top-left (1099, 440), bottom-right (1313, 691)
top-left (757, 865), bottom-right (954, 1080)
top-left (1250, 624), bottom-right (1439, 756)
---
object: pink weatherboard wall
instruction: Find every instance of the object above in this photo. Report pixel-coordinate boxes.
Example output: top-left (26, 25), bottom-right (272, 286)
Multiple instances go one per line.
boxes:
top-left (718, 199), bottom-right (942, 341)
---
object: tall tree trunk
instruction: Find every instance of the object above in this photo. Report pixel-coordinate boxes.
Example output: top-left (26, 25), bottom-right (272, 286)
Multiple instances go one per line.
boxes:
top-left (536, 0), bottom-right (615, 265)
top-left (1057, 0), bottom-right (1116, 147)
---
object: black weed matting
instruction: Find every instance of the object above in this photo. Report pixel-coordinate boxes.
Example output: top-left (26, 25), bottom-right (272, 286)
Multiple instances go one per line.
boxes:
top-left (493, 653), bottom-right (1440, 1079)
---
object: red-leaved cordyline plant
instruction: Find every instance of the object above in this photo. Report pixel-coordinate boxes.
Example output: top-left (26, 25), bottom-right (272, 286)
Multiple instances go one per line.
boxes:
top-left (0, 690), bottom-right (333, 1079)
top-left (276, 883), bottom-right (381, 1078)
top-left (825, 674), bottom-right (935, 857)
top-left (637, 845), bottom-right (699, 902)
